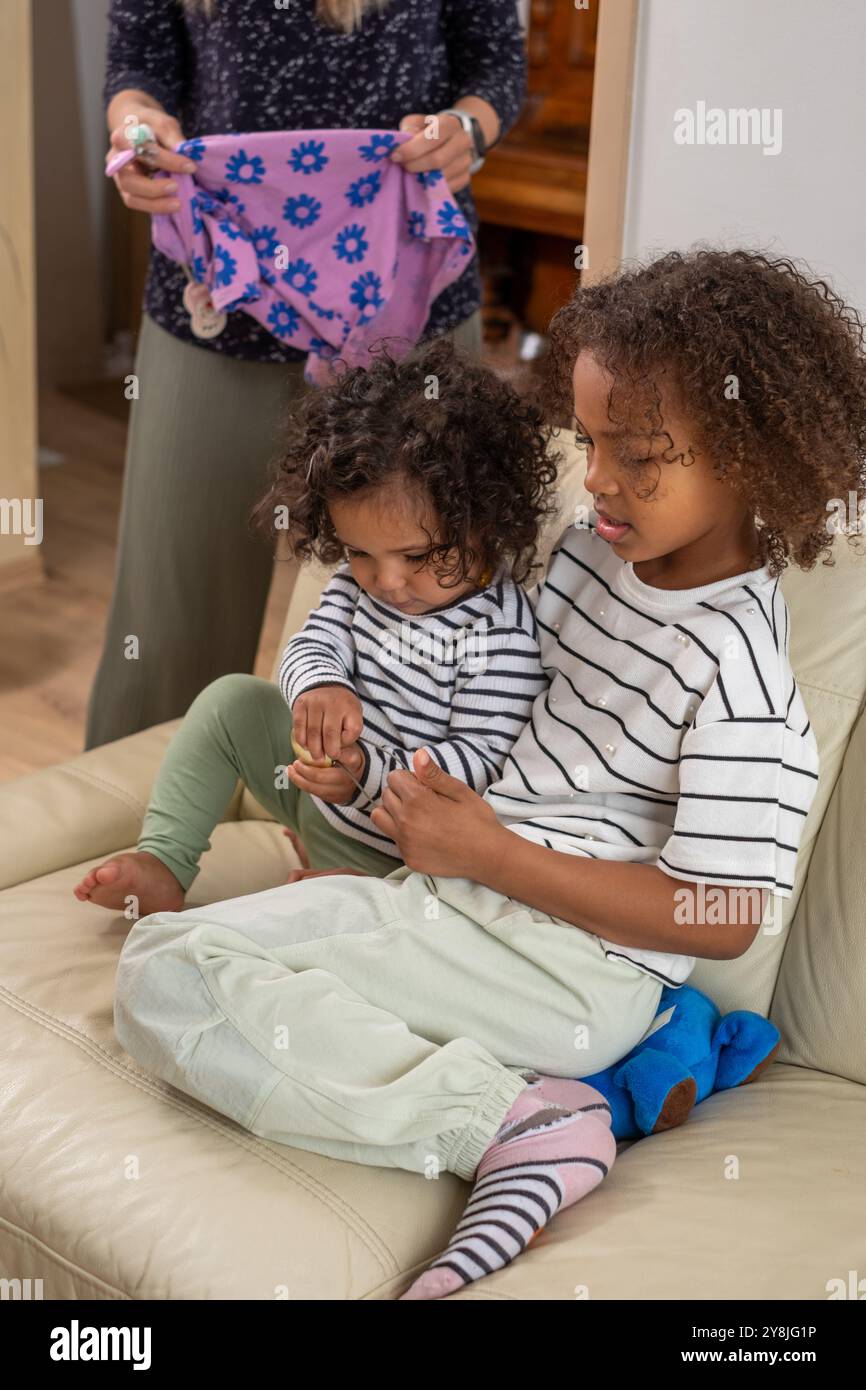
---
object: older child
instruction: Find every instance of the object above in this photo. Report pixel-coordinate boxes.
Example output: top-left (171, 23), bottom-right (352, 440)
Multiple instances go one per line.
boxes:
top-left (75, 337), bottom-right (553, 913)
top-left (112, 249), bottom-right (865, 1299)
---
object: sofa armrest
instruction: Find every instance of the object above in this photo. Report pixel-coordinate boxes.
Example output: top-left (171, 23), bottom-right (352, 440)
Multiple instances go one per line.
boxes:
top-left (0, 720), bottom-right (241, 890)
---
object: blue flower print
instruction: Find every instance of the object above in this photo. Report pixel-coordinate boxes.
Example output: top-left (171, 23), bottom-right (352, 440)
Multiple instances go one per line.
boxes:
top-left (177, 138), bottom-right (205, 162)
top-left (333, 223), bottom-right (368, 264)
top-left (251, 226), bottom-right (280, 259)
top-left (358, 133), bottom-right (398, 163)
top-left (308, 299), bottom-right (340, 321)
top-left (225, 149), bottom-right (265, 185)
top-left (222, 281), bottom-right (260, 312)
top-left (308, 338), bottom-right (338, 360)
top-left (349, 271), bottom-right (384, 322)
top-left (408, 211), bottom-right (426, 239)
top-left (283, 193), bottom-right (322, 228)
top-left (268, 303), bottom-right (301, 339)
top-left (346, 170), bottom-right (382, 208)
top-left (416, 169), bottom-right (444, 189)
top-left (191, 255), bottom-right (207, 282)
top-left (436, 201), bottom-right (470, 240)
top-left (220, 219), bottom-right (246, 240)
top-left (213, 245), bottom-right (238, 288)
top-left (191, 192), bottom-right (218, 235)
top-left (282, 258), bottom-right (318, 297)
top-left (257, 261), bottom-right (277, 287)
top-left (214, 189), bottom-right (246, 217)
top-left (288, 139), bottom-right (328, 176)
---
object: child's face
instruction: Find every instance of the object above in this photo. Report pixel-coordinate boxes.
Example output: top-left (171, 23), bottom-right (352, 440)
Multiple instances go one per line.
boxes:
top-left (572, 351), bottom-right (758, 582)
top-left (328, 485), bottom-right (482, 614)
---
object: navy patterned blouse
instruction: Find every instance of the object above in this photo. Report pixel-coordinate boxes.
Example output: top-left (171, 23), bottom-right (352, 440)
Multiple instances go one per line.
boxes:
top-left (104, 0), bottom-right (527, 362)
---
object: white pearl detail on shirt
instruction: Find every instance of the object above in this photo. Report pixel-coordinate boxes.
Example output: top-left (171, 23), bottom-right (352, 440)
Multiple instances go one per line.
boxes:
top-left (675, 633), bottom-right (690, 645)
top-left (597, 697), bottom-right (607, 707)
top-left (605, 744), bottom-right (616, 755)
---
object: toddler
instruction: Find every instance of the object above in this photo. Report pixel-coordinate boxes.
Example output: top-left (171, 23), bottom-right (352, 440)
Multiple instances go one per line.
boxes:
top-left (75, 337), bottom-right (555, 913)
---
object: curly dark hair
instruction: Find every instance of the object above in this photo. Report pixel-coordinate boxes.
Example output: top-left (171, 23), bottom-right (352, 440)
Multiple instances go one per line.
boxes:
top-left (252, 336), bottom-right (559, 587)
top-left (542, 247), bottom-right (866, 576)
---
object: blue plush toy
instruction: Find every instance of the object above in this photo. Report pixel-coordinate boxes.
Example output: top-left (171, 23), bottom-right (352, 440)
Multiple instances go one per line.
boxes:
top-left (582, 984), bottom-right (781, 1140)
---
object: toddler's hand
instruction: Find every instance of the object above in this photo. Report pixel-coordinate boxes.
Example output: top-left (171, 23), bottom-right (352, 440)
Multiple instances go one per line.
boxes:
top-left (292, 687), bottom-right (363, 762)
top-left (286, 742), bottom-right (366, 806)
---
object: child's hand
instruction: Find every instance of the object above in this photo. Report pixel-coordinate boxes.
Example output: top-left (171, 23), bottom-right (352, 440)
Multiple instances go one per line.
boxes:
top-left (292, 687), bottom-right (363, 763)
top-left (370, 748), bottom-right (504, 877)
top-left (286, 742), bottom-right (366, 806)
top-left (282, 827), bottom-right (370, 882)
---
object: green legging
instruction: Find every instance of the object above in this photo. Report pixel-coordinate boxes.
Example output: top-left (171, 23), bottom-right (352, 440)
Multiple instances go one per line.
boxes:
top-left (137, 673), bottom-right (403, 889)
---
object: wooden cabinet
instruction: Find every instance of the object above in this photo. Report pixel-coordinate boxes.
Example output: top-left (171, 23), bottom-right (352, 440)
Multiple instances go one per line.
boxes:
top-left (474, 0), bottom-right (596, 240)
top-left (474, 0), bottom-right (599, 340)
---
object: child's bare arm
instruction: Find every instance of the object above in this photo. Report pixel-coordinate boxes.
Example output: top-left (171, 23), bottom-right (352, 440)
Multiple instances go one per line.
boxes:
top-left (371, 754), bottom-right (765, 962)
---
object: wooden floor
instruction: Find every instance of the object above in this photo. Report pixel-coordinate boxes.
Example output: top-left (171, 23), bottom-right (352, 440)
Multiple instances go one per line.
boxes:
top-left (0, 388), bottom-right (297, 782)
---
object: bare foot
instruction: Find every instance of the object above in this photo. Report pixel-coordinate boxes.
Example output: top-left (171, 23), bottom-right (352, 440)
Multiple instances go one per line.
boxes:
top-left (73, 851), bottom-right (185, 915)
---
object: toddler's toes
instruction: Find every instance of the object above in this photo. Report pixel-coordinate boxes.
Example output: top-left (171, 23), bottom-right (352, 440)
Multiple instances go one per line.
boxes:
top-left (399, 1267), bottom-right (464, 1301)
top-left (94, 861), bottom-right (124, 885)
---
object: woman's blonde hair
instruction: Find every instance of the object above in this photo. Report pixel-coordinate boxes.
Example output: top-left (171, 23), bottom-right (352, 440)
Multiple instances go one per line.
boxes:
top-left (181, 0), bottom-right (391, 33)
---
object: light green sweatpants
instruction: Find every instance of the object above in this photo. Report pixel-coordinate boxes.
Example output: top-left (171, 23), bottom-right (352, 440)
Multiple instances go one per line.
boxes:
top-left (137, 672), bottom-right (404, 887)
top-left (114, 863), bottom-right (664, 1179)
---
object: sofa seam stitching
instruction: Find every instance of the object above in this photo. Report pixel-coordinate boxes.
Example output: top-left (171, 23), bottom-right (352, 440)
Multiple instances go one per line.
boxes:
top-left (0, 983), bottom-right (398, 1280)
top-left (0, 1215), bottom-right (133, 1300)
top-left (61, 766), bottom-right (148, 817)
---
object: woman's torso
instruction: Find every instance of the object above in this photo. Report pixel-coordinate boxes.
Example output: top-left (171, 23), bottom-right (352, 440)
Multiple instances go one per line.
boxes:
top-left (105, 0), bottom-right (527, 360)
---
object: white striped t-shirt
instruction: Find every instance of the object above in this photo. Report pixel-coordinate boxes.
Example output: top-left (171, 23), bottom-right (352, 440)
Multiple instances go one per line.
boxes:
top-left (483, 520), bottom-right (820, 987)
top-left (279, 564), bottom-right (547, 854)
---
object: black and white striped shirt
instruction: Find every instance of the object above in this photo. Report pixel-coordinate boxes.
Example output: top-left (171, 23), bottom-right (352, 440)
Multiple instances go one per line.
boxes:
top-left (279, 565), bottom-right (546, 853)
top-left (483, 521), bottom-right (820, 987)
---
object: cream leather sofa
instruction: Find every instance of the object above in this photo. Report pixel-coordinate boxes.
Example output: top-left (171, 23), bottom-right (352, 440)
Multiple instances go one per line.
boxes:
top-left (1, 436), bottom-right (864, 1301)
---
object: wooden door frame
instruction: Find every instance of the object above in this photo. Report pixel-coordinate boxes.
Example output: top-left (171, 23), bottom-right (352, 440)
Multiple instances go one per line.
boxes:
top-left (0, 0), bottom-right (41, 591)
top-left (581, 0), bottom-right (640, 284)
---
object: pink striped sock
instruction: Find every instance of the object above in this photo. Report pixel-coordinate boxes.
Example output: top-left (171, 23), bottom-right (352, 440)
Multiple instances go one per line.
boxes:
top-left (400, 1078), bottom-right (616, 1301)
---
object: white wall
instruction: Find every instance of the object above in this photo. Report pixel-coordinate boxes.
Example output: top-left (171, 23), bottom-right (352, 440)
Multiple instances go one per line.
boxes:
top-left (623, 0), bottom-right (866, 317)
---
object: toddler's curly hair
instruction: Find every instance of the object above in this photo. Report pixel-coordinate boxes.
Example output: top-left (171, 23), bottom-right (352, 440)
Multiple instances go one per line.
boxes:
top-left (543, 247), bottom-right (866, 575)
top-left (252, 336), bottom-right (558, 587)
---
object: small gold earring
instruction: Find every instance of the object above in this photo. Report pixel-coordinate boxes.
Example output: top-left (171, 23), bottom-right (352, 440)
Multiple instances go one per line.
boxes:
top-left (478, 567), bottom-right (493, 586)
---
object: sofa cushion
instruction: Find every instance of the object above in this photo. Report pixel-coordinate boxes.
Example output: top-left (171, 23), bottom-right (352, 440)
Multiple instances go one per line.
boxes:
top-left (0, 721), bottom-right (250, 892)
top-left (2, 825), bottom-right (862, 1298)
top-left (446, 1061), bottom-right (866, 1300)
top-left (771, 701), bottom-right (866, 1084)
top-left (0, 833), bottom-right (470, 1299)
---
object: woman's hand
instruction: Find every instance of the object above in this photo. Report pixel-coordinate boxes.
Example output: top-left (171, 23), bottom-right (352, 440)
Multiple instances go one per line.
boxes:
top-left (292, 687), bottom-right (364, 763)
top-left (391, 99), bottom-right (500, 194)
top-left (370, 748), bottom-right (505, 878)
top-left (285, 741), bottom-right (366, 806)
top-left (105, 93), bottom-right (198, 216)
top-left (390, 113), bottom-right (474, 193)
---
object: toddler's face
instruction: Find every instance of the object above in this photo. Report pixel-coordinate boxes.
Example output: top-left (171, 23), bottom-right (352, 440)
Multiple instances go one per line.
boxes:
top-left (572, 351), bottom-right (758, 584)
top-left (328, 485), bottom-right (482, 615)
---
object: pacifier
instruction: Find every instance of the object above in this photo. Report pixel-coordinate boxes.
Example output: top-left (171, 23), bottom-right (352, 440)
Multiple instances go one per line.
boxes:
top-left (182, 279), bottom-right (227, 340)
top-left (105, 120), bottom-right (158, 177)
